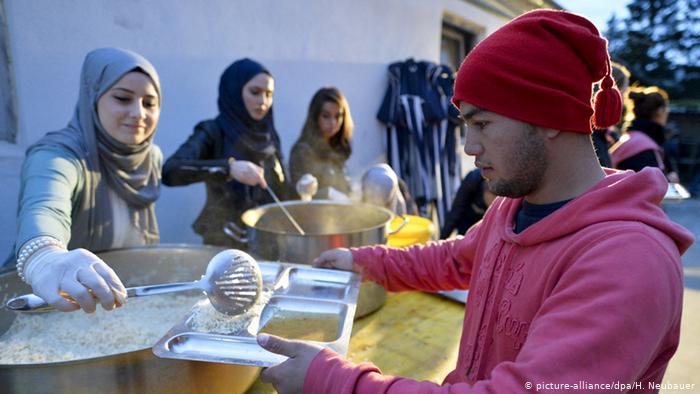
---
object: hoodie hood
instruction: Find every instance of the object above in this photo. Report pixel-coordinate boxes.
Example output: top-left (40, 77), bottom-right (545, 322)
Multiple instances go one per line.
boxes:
top-left (490, 167), bottom-right (694, 254)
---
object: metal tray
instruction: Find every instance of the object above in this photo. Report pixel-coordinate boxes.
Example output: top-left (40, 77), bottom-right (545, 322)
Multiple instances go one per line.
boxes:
top-left (152, 261), bottom-right (360, 367)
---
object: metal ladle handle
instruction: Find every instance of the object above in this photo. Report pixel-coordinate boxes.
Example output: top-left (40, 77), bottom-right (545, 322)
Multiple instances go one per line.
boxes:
top-left (5, 282), bottom-right (202, 313)
top-left (265, 187), bottom-right (306, 235)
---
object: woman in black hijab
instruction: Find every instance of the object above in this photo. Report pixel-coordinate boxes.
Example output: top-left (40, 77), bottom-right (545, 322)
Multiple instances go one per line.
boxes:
top-left (163, 58), bottom-right (290, 248)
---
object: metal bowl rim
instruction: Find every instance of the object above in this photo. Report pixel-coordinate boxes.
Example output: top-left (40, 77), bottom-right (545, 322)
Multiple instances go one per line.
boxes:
top-left (241, 200), bottom-right (395, 236)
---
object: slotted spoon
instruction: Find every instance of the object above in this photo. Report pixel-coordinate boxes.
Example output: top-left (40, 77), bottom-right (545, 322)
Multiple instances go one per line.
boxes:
top-left (5, 249), bottom-right (263, 316)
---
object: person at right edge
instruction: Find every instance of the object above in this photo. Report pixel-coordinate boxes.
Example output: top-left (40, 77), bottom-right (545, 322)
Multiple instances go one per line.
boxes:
top-left (610, 86), bottom-right (679, 183)
top-left (253, 9), bottom-right (694, 394)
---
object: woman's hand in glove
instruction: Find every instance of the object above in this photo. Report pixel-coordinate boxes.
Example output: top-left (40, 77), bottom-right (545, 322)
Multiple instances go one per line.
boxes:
top-left (24, 246), bottom-right (127, 313)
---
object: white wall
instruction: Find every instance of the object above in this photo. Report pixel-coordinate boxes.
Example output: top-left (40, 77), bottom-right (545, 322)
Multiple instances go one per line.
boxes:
top-left (0, 0), bottom-right (506, 254)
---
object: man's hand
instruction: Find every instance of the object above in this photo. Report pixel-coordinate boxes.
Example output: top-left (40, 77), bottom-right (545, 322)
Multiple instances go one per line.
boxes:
top-left (229, 160), bottom-right (268, 188)
top-left (312, 248), bottom-right (356, 272)
top-left (257, 333), bottom-right (323, 394)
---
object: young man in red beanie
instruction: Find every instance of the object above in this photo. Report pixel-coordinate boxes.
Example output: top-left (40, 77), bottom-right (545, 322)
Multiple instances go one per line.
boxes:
top-left (256, 9), bottom-right (694, 393)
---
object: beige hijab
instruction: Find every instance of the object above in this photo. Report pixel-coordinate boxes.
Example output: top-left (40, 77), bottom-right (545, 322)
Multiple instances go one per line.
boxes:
top-left (26, 48), bottom-right (162, 251)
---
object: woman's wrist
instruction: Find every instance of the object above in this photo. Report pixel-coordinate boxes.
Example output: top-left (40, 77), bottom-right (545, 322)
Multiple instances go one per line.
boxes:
top-left (16, 236), bottom-right (66, 283)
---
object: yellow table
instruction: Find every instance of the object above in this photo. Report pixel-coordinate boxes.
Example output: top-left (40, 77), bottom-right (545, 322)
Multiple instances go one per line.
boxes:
top-left (246, 291), bottom-right (466, 393)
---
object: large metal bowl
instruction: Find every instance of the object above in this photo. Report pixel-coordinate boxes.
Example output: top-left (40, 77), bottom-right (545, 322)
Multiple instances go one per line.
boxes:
top-left (0, 244), bottom-right (260, 394)
top-left (226, 201), bottom-right (397, 317)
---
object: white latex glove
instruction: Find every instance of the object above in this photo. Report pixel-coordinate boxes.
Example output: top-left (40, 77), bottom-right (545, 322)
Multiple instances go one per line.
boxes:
top-left (327, 187), bottom-right (350, 202)
top-left (312, 248), bottom-right (357, 272)
top-left (295, 173), bottom-right (318, 201)
top-left (229, 159), bottom-right (268, 188)
top-left (24, 246), bottom-right (127, 313)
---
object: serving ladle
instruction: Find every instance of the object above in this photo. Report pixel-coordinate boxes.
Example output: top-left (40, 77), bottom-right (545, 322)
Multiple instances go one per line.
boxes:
top-left (265, 187), bottom-right (306, 235)
top-left (5, 249), bottom-right (263, 316)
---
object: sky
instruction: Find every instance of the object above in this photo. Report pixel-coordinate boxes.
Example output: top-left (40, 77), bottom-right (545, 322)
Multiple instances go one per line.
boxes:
top-left (555, 0), bottom-right (631, 33)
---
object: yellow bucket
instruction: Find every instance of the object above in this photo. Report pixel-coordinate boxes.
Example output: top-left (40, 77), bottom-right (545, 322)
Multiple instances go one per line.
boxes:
top-left (387, 214), bottom-right (435, 247)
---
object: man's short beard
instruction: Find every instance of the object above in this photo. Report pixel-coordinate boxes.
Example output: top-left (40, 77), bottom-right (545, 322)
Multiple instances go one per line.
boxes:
top-left (487, 126), bottom-right (547, 198)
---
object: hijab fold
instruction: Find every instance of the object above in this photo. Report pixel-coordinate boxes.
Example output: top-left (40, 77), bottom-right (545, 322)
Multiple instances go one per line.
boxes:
top-left (26, 47), bottom-right (162, 251)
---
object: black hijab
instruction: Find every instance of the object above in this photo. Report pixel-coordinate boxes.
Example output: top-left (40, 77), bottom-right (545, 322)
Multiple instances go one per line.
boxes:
top-left (215, 58), bottom-right (281, 163)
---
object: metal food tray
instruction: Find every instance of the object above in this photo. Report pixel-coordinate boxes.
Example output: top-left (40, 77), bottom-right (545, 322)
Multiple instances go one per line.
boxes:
top-left (152, 261), bottom-right (361, 367)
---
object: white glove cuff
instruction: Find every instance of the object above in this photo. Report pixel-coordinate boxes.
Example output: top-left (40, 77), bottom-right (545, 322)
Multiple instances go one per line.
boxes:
top-left (16, 236), bottom-right (66, 283)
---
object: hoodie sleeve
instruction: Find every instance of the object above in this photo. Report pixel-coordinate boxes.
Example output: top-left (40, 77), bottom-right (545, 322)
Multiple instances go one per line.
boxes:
top-left (304, 348), bottom-right (474, 394)
top-left (350, 221), bottom-right (480, 292)
top-left (308, 226), bottom-right (684, 393)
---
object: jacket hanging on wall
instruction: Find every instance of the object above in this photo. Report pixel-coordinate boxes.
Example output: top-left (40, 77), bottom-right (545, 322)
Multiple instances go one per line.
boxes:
top-left (377, 58), bottom-right (463, 227)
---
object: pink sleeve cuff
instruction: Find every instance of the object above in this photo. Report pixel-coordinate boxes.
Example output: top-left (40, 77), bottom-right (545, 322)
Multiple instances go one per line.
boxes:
top-left (350, 246), bottom-right (388, 283)
top-left (303, 348), bottom-right (382, 394)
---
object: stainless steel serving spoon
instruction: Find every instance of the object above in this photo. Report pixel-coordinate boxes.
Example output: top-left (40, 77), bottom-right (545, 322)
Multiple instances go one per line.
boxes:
top-left (5, 249), bottom-right (263, 316)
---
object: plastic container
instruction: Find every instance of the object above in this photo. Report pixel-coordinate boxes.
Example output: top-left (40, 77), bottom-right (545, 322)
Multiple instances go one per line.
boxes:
top-left (387, 214), bottom-right (435, 247)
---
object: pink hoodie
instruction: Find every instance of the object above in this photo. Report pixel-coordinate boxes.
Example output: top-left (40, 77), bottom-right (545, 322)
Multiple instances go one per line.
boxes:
top-left (303, 168), bottom-right (694, 393)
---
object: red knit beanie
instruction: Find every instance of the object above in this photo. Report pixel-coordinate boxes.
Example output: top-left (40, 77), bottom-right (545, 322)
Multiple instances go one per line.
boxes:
top-left (452, 9), bottom-right (622, 133)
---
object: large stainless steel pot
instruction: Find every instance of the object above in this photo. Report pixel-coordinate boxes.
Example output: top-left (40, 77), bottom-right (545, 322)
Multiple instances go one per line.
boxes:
top-left (224, 201), bottom-right (405, 318)
top-left (0, 244), bottom-right (260, 394)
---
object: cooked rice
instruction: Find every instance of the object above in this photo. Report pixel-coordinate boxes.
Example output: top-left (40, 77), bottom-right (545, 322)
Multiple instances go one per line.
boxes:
top-left (0, 294), bottom-right (201, 364)
top-left (188, 288), bottom-right (273, 335)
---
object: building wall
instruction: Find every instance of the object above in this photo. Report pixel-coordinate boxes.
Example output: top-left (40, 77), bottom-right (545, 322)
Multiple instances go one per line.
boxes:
top-left (0, 0), bottom-right (507, 254)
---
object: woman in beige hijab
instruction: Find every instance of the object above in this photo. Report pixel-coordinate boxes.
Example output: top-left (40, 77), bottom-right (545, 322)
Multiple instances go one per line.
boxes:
top-left (8, 48), bottom-right (163, 313)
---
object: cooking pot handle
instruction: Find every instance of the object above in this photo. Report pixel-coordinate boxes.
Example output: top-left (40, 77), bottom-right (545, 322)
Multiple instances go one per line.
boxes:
top-left (387, 214), bottom-right (409, 235)
top-left (223, 222), bottom-right (248, 244)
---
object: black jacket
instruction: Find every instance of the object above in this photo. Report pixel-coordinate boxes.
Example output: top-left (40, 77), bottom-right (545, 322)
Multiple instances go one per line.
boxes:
top-left (163, 120), bottom-right (290, 248)
top-left (440, 169), bottom-right (488, 238)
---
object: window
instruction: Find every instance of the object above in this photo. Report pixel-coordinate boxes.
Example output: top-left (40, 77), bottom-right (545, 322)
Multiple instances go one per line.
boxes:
top-left (440, 18), bottom-right (479, 176)
top-left (440, 22), bottom-right (476, 73)
top-left (0, 0), bottom-right (17, 143)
